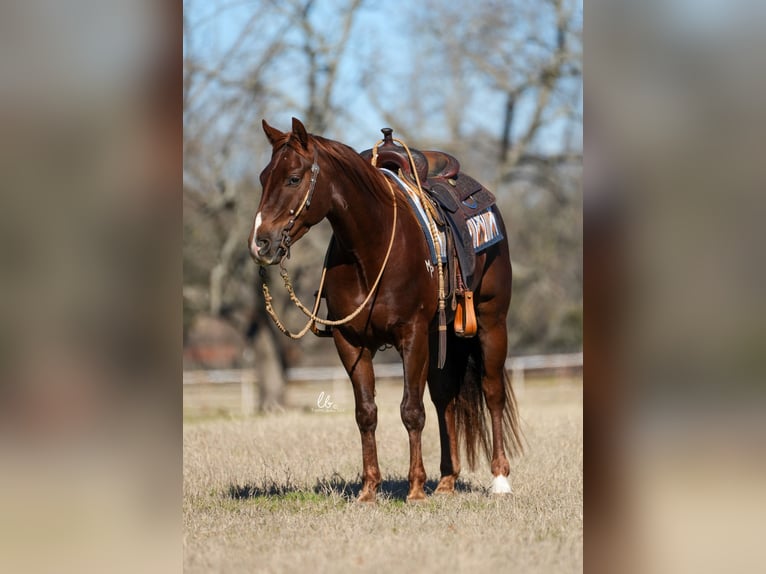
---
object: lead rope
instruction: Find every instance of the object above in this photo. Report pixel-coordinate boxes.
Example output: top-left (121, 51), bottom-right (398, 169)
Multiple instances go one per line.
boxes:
top-left (260, 175), bottom-right (398, 339)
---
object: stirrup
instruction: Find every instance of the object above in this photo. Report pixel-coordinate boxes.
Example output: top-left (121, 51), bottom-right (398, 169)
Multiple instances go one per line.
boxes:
top-left (454, 290), bottom-right (477, 338)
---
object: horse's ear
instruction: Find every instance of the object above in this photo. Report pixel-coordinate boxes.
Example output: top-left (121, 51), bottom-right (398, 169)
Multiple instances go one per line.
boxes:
top-left (262, 120), bottom-right (284, 146)
top-left (291, 117), bottom-right (309, 149)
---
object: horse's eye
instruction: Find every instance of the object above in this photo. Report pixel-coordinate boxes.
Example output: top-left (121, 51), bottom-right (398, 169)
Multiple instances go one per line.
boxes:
top-left (287, 175), bottom-right (301, 186)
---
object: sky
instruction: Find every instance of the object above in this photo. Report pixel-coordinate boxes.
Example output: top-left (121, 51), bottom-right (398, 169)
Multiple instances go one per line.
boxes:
top-left (185, 0), bottom-right (582, 154)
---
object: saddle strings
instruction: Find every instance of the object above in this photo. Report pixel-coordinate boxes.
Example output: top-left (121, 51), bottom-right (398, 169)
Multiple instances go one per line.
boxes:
top-left (372, 138), bottom-right (447, 345)
top-left (261, 174), bottom-right (398, 339)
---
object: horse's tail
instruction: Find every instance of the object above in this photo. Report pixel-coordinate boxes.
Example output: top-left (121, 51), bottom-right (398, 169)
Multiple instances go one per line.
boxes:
top-left (454, 339), bottom-right (525, 470)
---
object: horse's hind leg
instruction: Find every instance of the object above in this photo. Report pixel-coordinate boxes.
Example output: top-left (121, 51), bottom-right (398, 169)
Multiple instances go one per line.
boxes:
top-left (477, 312), bottom-right (513, 493)
top-left (399, 324), bottom-right (430, 502)
top-left (430, 383), bottom-right (461, 494)
top-left (428, 333), bottom-right (465, 494)
top-left (333, 331), bottom-right (381, 502)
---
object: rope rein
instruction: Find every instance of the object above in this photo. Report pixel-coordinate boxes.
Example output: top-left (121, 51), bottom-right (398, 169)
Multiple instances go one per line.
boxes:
top-left (260, 151), bottom-right (398, 339)
top-left (260, 136), bottom-right (444, 340)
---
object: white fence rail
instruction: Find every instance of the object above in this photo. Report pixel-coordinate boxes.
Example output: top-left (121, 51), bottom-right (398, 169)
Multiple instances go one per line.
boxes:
top-left (504, 352), bottom-right (583, 390)
top-left (184, 353), bottom-right (582, 415)
top-left (183, 353), bottom-right (582, 385)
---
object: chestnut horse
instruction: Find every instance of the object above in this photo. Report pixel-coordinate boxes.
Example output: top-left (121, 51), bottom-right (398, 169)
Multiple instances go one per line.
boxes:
top-left (249, 118), bottom-right (522, 502)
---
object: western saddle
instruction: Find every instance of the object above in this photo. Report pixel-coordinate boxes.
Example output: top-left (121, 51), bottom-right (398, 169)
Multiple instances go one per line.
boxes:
top-left (360, 128), bottom-right (498, 338)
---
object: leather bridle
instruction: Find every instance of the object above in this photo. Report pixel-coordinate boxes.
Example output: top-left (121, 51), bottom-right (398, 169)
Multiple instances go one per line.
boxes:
top-left (277, 148), bottom-right (320, 259)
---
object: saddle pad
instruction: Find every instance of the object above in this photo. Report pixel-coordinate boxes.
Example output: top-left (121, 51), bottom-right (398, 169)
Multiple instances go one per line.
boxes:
top-left (466, 208), bottom-right (504, 251)
top-left (381, 169), bottom-right (503, 263)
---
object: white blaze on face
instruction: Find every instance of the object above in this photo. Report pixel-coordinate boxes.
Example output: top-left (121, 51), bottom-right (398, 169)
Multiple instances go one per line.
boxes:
top-left (490, 475), bottom-right (512, 494)
top-left (251, 211), bottom-right (263, 252)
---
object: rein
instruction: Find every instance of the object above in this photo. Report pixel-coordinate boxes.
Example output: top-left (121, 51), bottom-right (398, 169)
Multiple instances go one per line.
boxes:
top-left (260, 149), bottom-right (398, 339)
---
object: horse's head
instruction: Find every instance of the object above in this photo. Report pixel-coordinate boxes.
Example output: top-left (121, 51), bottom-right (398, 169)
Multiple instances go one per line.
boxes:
top-left (248, 117), bottom-right (329, 265)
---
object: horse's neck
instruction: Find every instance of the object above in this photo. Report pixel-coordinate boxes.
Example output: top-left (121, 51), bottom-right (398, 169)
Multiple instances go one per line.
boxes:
top-left (325, 165), bottom-right (393, 266)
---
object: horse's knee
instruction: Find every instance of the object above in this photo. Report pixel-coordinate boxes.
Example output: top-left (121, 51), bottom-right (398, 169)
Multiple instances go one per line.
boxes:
top-left (355, 402), bottom-right (377, 433)
top-left (400, 402), bottom-right (425, 431)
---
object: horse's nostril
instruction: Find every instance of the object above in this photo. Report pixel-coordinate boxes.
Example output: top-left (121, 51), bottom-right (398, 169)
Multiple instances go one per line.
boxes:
top-left (256, 238), bottom-right (271, 254)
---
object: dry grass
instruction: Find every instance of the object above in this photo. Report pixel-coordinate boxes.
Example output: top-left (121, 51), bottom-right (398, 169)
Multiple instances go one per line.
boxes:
top-left (183, 378), bottom-right (582, 573)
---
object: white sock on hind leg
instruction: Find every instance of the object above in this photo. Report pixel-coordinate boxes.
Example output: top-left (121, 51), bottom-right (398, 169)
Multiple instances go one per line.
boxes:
top-left (490, 475), bottom-right (512, 494)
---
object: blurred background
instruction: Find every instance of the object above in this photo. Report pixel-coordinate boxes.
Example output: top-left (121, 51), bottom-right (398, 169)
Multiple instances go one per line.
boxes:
top-left (3, 0), bottom-right (764, 571)
top-left (587, 2), bottom-right (766, 573)
top-left (0, 1), bottom-right (180, 573)
top-left (182, 0), bottom-right (583, 409)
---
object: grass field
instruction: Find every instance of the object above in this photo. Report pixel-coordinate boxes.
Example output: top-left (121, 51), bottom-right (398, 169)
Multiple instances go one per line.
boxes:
top-left (183, 377), bottom-right (582, 573)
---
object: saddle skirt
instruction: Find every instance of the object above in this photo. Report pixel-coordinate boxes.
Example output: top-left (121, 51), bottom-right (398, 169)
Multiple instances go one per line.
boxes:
top-left (379, 168), bottom-right (503, 289)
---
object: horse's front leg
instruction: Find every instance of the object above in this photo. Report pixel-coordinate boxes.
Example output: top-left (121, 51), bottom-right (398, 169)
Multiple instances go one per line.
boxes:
top-left (333, 330), bottom-right (381, 502)
top-left (400, 326), bottom-right (429, 502)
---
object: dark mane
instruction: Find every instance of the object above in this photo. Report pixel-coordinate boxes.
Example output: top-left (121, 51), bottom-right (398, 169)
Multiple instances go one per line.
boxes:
top-left (310, 135), bottom-right (401, 206)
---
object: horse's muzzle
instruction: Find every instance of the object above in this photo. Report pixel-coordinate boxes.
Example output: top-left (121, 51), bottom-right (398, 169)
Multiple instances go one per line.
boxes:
top-left (249, 235), bottom-right (282, 265)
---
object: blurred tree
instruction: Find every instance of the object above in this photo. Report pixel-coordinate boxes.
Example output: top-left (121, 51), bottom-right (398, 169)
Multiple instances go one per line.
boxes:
top-left (182, 0), bottom-right (583, 390)
top-left (365, 0), bottom-right (583, 353)
top-left (183, 0), bottom-right (368, 408)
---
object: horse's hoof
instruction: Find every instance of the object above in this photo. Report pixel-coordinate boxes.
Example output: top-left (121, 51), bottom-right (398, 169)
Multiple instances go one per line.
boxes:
top-left (490, 474), bottom-right (512, 495)
top-left (406, 491), bottom-right (427, 503)
top-left (356, 490), bottom-right (377, 503)
top-left (434, 477), bottom-right (456, 495)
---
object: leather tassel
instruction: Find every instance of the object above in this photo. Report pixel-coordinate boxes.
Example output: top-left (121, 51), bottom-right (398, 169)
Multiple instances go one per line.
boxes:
top-left (438, 304), bottom-right (447, 369)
